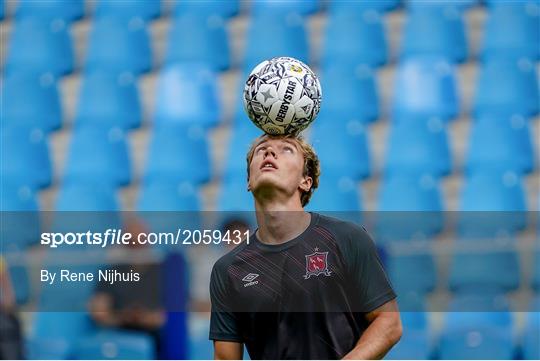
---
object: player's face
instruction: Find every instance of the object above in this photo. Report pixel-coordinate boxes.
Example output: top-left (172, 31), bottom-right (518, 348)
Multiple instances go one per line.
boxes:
top-left (248, 138), bottom-right (311, 198)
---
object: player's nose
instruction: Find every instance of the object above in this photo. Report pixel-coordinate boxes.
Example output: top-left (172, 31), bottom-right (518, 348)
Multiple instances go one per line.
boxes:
top-left (263, 146), bottom-right (277, 159)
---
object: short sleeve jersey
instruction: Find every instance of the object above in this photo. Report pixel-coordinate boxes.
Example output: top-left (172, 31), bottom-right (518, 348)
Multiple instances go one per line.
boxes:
top-left (209, 213), bottom-right (396, 359)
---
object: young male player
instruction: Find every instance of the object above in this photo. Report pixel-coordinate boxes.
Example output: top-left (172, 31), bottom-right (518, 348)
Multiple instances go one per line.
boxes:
top-left (210, 134), bottom-right (402, 360)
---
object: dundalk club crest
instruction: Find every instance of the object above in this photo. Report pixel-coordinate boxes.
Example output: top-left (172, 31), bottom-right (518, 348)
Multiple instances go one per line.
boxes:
top-left (304, 248), bottom-right (332, 279)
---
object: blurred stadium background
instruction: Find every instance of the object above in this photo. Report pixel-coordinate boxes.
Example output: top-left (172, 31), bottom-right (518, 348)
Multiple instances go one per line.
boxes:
top-left (1, 0), bottom-right (539, 359)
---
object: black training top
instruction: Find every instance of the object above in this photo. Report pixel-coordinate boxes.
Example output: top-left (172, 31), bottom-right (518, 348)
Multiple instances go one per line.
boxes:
top-left (209, 213), bottom-right (397, 360)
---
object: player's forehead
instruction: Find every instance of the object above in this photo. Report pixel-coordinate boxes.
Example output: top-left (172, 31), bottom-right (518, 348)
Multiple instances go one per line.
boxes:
top-left (253, 136), bottom-right (300, 149)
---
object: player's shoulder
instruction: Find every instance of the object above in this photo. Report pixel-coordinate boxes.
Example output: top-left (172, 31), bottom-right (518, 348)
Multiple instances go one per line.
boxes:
top-left (315, 213), bottom-right (370, 239)
top-left (212, 240), bottom-right (251, 272)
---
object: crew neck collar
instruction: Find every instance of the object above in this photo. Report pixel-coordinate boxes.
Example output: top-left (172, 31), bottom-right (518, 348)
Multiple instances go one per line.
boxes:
top-left (253, 212), bottom-right (319, 252)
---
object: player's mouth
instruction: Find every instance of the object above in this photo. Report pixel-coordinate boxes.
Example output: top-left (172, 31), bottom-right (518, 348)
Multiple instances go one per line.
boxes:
top-left (260, 160), bottom-right (278, 171)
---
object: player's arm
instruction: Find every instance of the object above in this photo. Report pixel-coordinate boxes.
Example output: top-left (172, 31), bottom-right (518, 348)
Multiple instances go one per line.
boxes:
top-left (214, 341), bottom-right (243, 360)
top-left (338, 224), bottom-right (402, 359)
top-left (209, 260), bottom-right (244, 360)
top-left (342, 299), bottom-right (402, 360)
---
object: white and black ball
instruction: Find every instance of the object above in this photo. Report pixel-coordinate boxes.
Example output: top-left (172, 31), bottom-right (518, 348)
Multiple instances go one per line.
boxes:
top-left (243, 57), bottom-right (322, 135)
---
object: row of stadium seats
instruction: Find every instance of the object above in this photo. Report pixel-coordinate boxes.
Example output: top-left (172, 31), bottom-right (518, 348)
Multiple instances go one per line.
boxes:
top-left (2, 64), bottom-right (537, 192)
top-left (1, 121), bottom-right (535, 206)
top-left (23, 292), bottom-right (540, 360)
top-left (5, 1), bottom-right (539, 77)
top-left (387, 294), bottom-right (540, 359)
top-left (386, 245), bottom-right (539, 296)
top-left (1, 164), bottom-right (536, 227)
top-left (4, 54), bottom-right (538, 132)
top-left (17, 0), bottom-right (528, 23)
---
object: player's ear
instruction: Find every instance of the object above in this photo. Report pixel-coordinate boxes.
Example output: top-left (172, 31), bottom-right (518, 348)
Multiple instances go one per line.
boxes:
top-left (299, 175), bottom-right (312, 193)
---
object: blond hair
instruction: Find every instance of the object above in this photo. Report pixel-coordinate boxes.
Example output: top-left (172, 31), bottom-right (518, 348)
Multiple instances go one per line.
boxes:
top-left (246, 134), bottom-right (320, 206)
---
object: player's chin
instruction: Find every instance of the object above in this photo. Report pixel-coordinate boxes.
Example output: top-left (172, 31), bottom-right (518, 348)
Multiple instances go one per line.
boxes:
top-left (252, 174), bottom-right (283, 191)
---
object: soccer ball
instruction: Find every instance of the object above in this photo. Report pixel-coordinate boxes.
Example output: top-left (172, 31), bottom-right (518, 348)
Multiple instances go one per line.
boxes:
top-left (243, 57), bottom-right (322, 135)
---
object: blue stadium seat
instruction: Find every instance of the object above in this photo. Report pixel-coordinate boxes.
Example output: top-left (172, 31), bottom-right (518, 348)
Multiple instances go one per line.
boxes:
top-left (406, 0), bottom-right (477, 11)
top-left (445, 290), bottom-right (513, 329)
top-left (322, 9), bottom-right (388, 69)
top-left (449, 240), bottom-right (520, 293)
top-left (387, 251), bottom-right (437, 295)
top-left (458, 171), bottom-right (528, 237)
top-left (0, 182), bottom-right (40, 250)
top-left (523, 318), bottom-right (540, 360)
top-left (190, 331), bottom-right (214, 360)
top-left (320, 64), bottom-right (379, 124)
top-left (2, 71), bottom-right (62, 132)
top-left (329, 0), bottom-right (400, 13)
top-left (376, 174), bottom-right (444, 241)
top-left (310, 120), bottom-right (371, 180)
top-left (306, 174), bottom-right (362, 223)
top-left (31, 312), bottom-right (95, 358)
top-left (384, 117), bottom-right (451, 177)
top-left (385, 329), bottom-right (431, 360)
top-left (466, 114), bottom-right (535, 175)
top-left (74, 330), bottom-right (156, 359)
top-left (137, 181), bottom-right (201, 212)
top-left (217, 178), bottom-right (257, 229)
top-left (154, 64), bottom-right (221, 128)
top-left (223, 120), bottom-right (263, 182)
top-left (6, 17), bottom-right (74, 76)
top-left (64, 125), bottom-right (131, 187)
top-left (485, 0), bottom-right (539, 6)
top-left (144, 124), bottom-right (211, 185)
top-left (243, 13), bottom-right (309, 73)
top-left (401, 310), bottom-right (428, 331)
top-left (165, 13), bottom-right (230, 71)
top-left (27, 338), bottom-right (71, 359)
top-left (217, 178), bottom-right (254, 212)
top-left (86, 16), bottom-right (152, 75)
top-left (137, 180), bottom-right (201, 237)
top-left (523, 297), bottom-right (540, 360)
top-left (401, 5), bottom-right (468, 63)
top-left (438, 326), bottom-right (515, 359)
top-left (377, 174), bottom-right (443, 213)
top-left (2, 243), bottom-right (31, 305)
top-left (392, 56), bottom-right (459, 121)
top-left (10, 266), bottom-right (30, 306)
top-left (76, 70), bottom-right (142, 130)
top-left (0, 183), bottom-right (39, 211)
top-left (0, 126), bottom-right (52, 189)
top-left (173, 0), bottom-right (240, 18)
top-left (94, 0), bottom-right (161, 21)
top-left (16, 0), bottom-right (85, 22)
top-left (0, 0), bottom-right (4, 20)
top-left (55, 182), bottom-right (119, 211)
top-left (52, 182), bottom-right (121, 244)
top-left (401, 313), bottom-right (429, 334)
top-left (398, 292), bottom-right (428, 322)
top-left (482, 1), bottom-right (540, 61)
top-left (251, 0), bottom-right (319, 16)
top-left (473, 58), bottom-right (539, 118)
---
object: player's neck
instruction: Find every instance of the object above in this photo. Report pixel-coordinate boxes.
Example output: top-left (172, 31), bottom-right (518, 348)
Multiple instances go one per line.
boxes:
top-left (254, 202), bottom-right (311, 245)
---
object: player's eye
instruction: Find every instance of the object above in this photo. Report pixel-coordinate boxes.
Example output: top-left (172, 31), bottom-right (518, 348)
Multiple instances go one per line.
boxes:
top-left (283, 146), bottom-right (294, 153)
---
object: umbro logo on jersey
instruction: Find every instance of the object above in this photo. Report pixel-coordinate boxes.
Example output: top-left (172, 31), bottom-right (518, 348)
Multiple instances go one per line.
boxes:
top-left (242, 273), bottom-right (259, 287)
